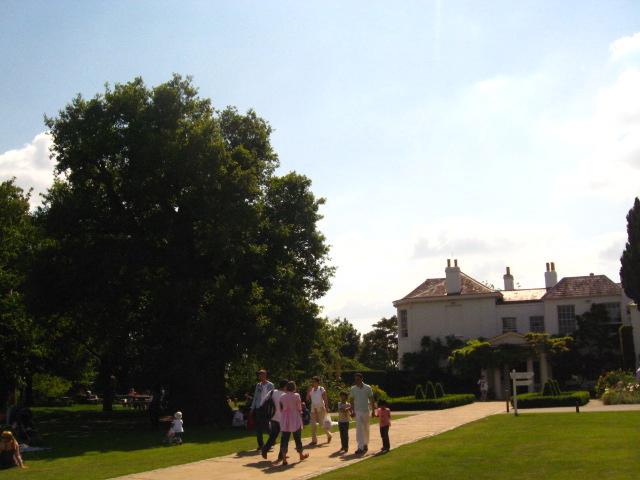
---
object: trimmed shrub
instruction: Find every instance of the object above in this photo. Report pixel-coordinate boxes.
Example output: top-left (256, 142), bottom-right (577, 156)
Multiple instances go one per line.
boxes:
top-left (542, 379), bottom-right (562, 396)
top-left (514, 391), bottom-right (590, 408)
top-left (389, 394), bottom-right (475, 411)
top-left (595, 370), bottom-right (636, 398)
top-left (435, 383), bottom-right (445, 398)
top-left (414, 384), bottom-right (425, 400)
top-left (425, 381), bottom-right (437, 400)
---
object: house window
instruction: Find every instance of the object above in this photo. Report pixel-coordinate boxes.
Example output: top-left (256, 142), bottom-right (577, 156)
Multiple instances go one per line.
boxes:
top-left (596, 302), bottom-right (622, 324)
top-left (529, 316), bottom-right (545, 333)
top-left (502, 317), bottom-right (517, 333)
top-left (558, 305), bottom-right (576, 335)
top-left (399, 310), bottom-right (408, 338)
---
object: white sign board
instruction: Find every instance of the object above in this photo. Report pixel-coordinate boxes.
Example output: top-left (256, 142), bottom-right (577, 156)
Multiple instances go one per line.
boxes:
top-left (510, 371), bottom-right (534, 380)
top-left (510, 370), bottom-right (534, 416)
top-left (514, 379), bottom-right (534, 386)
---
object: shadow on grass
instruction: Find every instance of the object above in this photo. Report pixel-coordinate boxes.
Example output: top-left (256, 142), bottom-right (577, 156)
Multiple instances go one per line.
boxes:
top-left (24, 406), bottom-right (255, 463)
top-left (24, 406), bottom-right (408, 466)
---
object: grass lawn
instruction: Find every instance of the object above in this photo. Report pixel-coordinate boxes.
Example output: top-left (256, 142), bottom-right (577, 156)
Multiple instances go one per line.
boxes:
top-left (317, 412), bottom-right (640, 480)
top-left (3, 405), bottom-right (402, 479)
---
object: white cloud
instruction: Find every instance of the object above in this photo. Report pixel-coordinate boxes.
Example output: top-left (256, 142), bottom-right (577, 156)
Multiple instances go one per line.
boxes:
top-left (319, 214), bottom-right (624, 332)
top-left (0, 132), bottom-right (55, 209)
top-left (547, 63), bottom-right (640, 202)
top-left (610, 32), bottom-right (640, 62)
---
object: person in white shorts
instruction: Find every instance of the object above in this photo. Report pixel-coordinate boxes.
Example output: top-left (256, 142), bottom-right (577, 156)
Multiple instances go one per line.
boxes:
top-left (306, 376), bottom-right (332, 445)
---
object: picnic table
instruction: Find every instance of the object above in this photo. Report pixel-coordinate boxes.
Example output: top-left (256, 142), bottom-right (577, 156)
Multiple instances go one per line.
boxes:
top-left (128, 394), bottom-right (152, 410)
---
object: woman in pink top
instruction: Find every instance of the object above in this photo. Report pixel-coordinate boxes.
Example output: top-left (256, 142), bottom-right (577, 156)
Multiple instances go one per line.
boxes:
top-left (277, 381), bottom-right (309, 465)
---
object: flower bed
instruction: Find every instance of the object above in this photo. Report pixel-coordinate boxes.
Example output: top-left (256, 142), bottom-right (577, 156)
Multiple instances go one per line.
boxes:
top-left (388, 394), bottom-right (475, 411)
top-left (601, 383), bottom-right (640, 405)
top-left (513, 391), bottom-right (590, 408)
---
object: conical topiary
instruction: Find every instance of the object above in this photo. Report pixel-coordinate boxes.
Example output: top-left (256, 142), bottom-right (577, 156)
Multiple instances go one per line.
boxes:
top-left (414, 384), bottom-right (425, 400)
top-left (435, 382), bottom-right (445, 398)
top-left (425, 381), bottom-right (437, 400)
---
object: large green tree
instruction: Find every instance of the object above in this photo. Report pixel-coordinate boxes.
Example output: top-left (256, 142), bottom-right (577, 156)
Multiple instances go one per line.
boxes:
top-left (36, 75), bottom-right (333, 421)
top-left (621, 197), bottom-right (640, 309)
top-left (0, 180), bottom-right (43, 408)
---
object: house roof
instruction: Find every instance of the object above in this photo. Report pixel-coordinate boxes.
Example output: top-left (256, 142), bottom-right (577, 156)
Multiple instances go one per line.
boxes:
top-left (398, 272), bottom-right (496, 301)
top-left (500, 288), bottom-right (547, 303)
top-left (488, 332), bottom-right (527, 346)
top-left (542, 275), bottom-right (621, 300)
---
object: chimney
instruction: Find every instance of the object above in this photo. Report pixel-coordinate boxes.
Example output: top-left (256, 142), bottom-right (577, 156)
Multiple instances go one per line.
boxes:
top-left (545, 261), bottom-right (558, 289)
top-left (446, 258), bottom-right (461, 295)
top-left (503, 266), bottom-right (514, 291)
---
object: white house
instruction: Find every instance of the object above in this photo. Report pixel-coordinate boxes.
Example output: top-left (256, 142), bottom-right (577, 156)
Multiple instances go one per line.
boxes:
top-left (392, 259), bottom-right (633, 398)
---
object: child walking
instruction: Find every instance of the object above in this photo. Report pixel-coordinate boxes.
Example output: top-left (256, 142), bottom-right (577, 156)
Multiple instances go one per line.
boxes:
top-left (375, 400), bottom-right (391, 453)
top-left (337, 391), bottom-right (351, 453)
top-left (166, 411), bottom-right (184, 445)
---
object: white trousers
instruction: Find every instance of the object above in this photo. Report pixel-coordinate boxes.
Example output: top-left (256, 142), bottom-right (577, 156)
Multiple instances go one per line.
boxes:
top-left (310, 406), bottom-right (330, 441)
top-left (355, 411), bottom-right (370, 449)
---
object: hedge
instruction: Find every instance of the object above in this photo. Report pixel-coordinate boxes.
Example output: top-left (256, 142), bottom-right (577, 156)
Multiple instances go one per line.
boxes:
top-left (513, 391), bottom-right (590, 408)
top-left (388, 394), bottom-right (475, 411)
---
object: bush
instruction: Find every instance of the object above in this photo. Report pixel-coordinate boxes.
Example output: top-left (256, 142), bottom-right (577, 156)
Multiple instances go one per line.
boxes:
top-left (595, 370), bottom-right (636, 398)
top-left (371, 384), bottom-right (390, 403)
top-left (33, 373), bottom-right (73, 405)
top-left (389, 394), bottom-right (475, 411)
top-left (425, 381), bottom-right (437, 400)
top-left (542, 379), bottom-right (562, 396)
top-left (514, 391), bottom-right (590, 408)
top-left (414, 384), bottom-right (425, 400)
top-left (601, 383), bottom-right (640, 405)
top-left (435, 383), bottom-right (445, 398)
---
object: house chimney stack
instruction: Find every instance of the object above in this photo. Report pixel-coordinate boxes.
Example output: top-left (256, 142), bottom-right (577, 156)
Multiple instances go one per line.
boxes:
top-left (503, 266), bottom-right (514, 291)
top-left (446, 258), bottom-right (461, 294)
top-left (545, 261), bottom-right (558, 289)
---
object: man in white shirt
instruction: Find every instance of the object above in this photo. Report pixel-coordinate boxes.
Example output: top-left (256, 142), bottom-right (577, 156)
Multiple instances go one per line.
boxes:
top-left (261, 379), bottom-right (288, 460)
top-left (250, 369), bottom-right (274, 450)
top-left (349, 372), bottom-right (375, 455)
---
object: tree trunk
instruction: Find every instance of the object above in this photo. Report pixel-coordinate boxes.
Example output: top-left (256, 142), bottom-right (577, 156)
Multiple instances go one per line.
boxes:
top-left (98, 364), bottom-right (115, 412)
top-left (169, 361), bottom-right (232, 425)
top-left (23, 375), bottom-right (34, 407)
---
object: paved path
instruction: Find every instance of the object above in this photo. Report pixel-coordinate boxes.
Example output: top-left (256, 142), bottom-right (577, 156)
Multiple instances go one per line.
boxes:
top-left (113, 402), bottom-right (504, 480)
top-left (513, 398), bottom-right (640, 414)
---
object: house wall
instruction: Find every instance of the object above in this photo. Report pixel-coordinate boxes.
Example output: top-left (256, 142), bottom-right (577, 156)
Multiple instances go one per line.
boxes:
top-left (397, 297), bottom-right (497, 367)
top-left (543, 294), bottom-right (627, 335)
top-left (398, 293), bottom-right (631, 368)
top-left (629, 304), bottom-right (640, 367)
top-left (495, 302), bottom-right (544, 334)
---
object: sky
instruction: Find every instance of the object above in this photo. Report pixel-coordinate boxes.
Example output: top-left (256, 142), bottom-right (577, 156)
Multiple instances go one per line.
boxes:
top-left (1, 1), bottom-right (640, 332)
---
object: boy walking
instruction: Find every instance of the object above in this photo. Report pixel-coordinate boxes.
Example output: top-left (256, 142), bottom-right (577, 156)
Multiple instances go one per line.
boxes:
top-left (337, 391), bottom-right (351, 453)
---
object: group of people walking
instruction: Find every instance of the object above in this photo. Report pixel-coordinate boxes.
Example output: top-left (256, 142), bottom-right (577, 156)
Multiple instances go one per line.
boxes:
top-left (250, 370), bottom-right (390, 466)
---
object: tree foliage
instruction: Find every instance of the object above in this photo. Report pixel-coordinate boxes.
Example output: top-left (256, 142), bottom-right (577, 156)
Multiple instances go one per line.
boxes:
top-left (358, 316), bottom-right (398, 370)
top-left (402, 335), bottom-right (464, 377)
top-left (34, 75), bottom-right (333, 421)
top-left (621, 197), bottom-right (640, 308)
top-left (0, 180), bottom-right (44, 408)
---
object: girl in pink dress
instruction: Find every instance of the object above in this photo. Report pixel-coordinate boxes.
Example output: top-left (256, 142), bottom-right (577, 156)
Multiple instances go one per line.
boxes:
top-left (278, 381), bottom-right (309, 465)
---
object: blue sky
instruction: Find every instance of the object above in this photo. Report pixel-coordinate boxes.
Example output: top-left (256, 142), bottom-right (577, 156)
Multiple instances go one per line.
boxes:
top-left (2, 1), bottom-right (640, 331)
